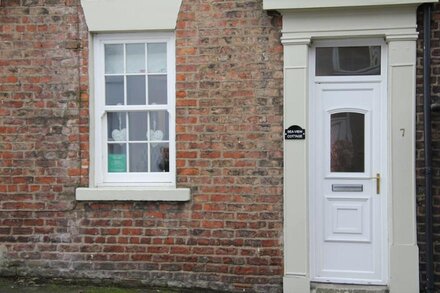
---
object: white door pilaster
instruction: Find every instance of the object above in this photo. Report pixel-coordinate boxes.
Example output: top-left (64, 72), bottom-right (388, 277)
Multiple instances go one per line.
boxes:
top-left (283, 37), bottom-right (311, 293)
top-left (386, 35), bottom-right (420, 293)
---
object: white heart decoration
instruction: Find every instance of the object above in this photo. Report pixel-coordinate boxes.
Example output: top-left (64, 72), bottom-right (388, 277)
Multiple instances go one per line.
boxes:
top-left (149, 129), bottom-right (164, 141)
top-left (112, 128), bottom-right (127, 141)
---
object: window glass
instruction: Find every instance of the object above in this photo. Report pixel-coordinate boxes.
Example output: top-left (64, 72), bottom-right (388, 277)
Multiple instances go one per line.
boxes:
top-left (107, 112), bottom-right (127, 141)
top-left (108, 144), bottom-right (127, 173)
top-left (148, 43), bottom-right (167, 73)
top-left (126, 43), bottom-right (145, 73)
top-left (148, 75), bottom-right (167, 105)
top-left (129, 143), bottom-right (148, 172)
top-left (106, 110), bottom-right (170, 174)
top-left (128, 112), bottom-right (148, 141)
top-left (97, 34), bottom-right (174, 184)
top-left (127, 76), bottom-right (146, 105)
top-left (105, 44), bottom-right (124, 74)
top-left (105, 76), bottom-right (124, 105)
top-left (149, 111), bottom-right (169, 141)
top-left (316, 46), bottom-right (381, 76)
top-left (331, 112), bottom-right (365, 173)
top-left (151, 143), bottom-right (169, 172)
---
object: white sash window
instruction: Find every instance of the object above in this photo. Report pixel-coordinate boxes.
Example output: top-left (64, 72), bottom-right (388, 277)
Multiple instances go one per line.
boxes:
top-left (94, 33), bottom-right (176, 187)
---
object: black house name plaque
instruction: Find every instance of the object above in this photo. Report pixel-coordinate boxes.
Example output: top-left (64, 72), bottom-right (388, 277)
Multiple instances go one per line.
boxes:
top-left (285, 125), bottom-right (305, 140)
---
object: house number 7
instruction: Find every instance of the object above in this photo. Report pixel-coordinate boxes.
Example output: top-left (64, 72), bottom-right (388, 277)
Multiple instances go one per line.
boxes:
top-left (400, 128), bottom-right (405, 137)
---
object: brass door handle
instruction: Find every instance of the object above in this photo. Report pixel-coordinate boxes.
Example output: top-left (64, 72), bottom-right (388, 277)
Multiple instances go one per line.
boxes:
top-left (369, 173), bottom-right (380, 194)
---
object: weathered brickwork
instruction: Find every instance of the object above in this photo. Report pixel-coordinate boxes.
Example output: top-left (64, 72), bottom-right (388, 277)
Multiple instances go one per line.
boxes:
top-left (417, 3), bottom-right (440, 292)
top-left (0, 0), bottom-right (284, 292)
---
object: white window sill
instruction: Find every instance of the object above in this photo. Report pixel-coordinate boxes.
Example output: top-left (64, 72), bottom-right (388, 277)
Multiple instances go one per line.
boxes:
top-left (75, 187), bottom-right (191, 201)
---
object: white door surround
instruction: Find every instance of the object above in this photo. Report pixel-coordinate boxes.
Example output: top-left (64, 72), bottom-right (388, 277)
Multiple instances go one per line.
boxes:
top-left (309, 40), bottom-right (388, 285)
top-left (267, 2), bottom-right (435, 292)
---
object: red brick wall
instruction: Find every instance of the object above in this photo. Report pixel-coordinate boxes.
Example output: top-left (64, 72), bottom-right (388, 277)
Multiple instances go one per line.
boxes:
top-left (0, 0), bottom-right (284, 292)
top-left (417, 3), bottom-right (440, 292)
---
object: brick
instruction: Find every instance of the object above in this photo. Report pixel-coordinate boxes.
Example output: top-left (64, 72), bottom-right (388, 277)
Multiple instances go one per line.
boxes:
top-left (101, 228), bottom-right (120, 236)
top-left (121, 228), bottom-right (142, 236)
top-left (201, 221), bottom-right (224, 229)
top-left (131, 254), bottom-right (152, 261)
top-left (103, 245), bottom-right (124, 253)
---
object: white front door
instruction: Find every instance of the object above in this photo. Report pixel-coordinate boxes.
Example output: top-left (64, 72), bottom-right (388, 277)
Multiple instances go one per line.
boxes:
top-left (310, 41), bottom-right (388, 285)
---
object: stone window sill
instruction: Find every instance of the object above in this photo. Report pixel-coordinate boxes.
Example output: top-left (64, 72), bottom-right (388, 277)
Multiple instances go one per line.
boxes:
top-left (75, 187), bottom-right (191, 201)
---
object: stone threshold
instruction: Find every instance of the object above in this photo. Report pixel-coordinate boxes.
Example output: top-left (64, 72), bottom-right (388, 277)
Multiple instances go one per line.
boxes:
top-left (311, 282), bottom-right (389, 293)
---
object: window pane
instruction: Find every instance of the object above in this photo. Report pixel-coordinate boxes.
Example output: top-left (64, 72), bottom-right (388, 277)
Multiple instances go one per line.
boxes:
top-left (129, 143), bottom-right (148, 172)
top-left (148, 43), bottom-right (167, 73)
top-left (149, 111), bottom-right (169, 141)
top-left (108, 144), bottom-right (127, 173)
top-left (148, 75), bottom-right (167, 105)
top-left (105, 76), bottom-right (124, 105)
top-left (108, 112), bottom-right (127, 142)
top-left (127, 75), bottom-right (146, 105)
top-left (105, 44), bottom-right (124, 74)
top-left (331, 112), bottom-right (365, 172)
top-left (151, 143), bottom-right (169, 172)
top-left (316, 46), bottom-right (381, 76)
top-left (126, 43), bottom-right (145, 73)
top-left (129, 112), bottom-right (148, 141)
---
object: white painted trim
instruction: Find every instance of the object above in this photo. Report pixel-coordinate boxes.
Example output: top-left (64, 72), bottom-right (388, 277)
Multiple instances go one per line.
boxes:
top-left (385, 34), bottom-right (419, 42)
top-left (88, 33), bottom-right (97, 187)
top-left (283, 275), bottom-right (310, 292)
top-left (380, 42), bottom-right (390, 287)
top-left (280, 5), bottom-right (420, 43)
top-left (80, 0), bottom-right (183, 32)
top-left (263, 0), bottom-right (436, 10)
top-left (91, 32), bottom-right (177, 192)
top-left (281, 37), bottom-right (311, 45)
top-left (285, 66), bottom-right (307, 70)
top-left (283, 42), bottom-right (310, 286)
top-left (76, 187), bottom-right (191, 201)
top-left (387, 39), bottom-right (419, 292)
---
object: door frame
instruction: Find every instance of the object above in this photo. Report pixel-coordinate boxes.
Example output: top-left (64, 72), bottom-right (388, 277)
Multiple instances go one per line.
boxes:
top-left (309, 39), bottom-right (389, 285)
top-left (276, 4), bottom-right (421, 292)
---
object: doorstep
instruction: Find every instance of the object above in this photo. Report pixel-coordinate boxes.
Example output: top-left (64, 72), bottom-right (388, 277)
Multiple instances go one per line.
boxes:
top-left (311, 282), bottom-right (389, 293)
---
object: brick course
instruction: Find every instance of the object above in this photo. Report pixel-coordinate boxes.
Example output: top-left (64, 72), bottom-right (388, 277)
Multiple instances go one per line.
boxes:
top-left (0, 0), bottom-right (284, 292)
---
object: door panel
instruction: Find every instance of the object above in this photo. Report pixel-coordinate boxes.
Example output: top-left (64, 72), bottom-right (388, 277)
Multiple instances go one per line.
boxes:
top-left (324, 196), bottom-right (371, 242)
top-left (311, 81), bottom-right (386, 284)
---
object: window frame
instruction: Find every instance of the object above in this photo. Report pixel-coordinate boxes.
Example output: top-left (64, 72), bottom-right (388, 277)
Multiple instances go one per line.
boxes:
top-left (93, 32), bottom-right (176, 188)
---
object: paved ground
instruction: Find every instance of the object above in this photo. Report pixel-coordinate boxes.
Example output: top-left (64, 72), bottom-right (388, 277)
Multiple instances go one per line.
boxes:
top-left (0, 278), bottom-right (220, 293)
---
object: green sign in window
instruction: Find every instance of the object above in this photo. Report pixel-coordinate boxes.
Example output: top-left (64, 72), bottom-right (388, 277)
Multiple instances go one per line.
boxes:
top-left (108, 154), bottom-right (126, 172)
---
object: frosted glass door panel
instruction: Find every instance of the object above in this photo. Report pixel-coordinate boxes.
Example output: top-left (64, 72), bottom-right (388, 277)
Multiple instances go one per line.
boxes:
top-left (331, 112), bottom-right (365, 173)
